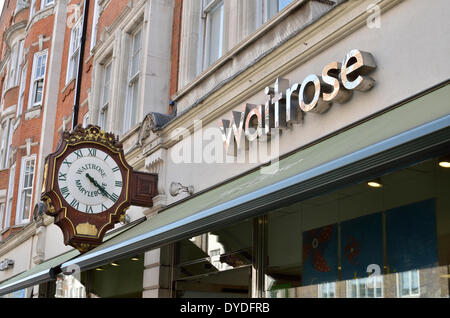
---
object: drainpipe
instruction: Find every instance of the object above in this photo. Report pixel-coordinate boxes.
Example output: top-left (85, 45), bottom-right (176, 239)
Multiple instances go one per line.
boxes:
top-left (71, 0), bottom-right (90, 129)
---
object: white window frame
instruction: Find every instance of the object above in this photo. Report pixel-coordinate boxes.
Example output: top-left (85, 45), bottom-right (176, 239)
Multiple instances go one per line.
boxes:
top-left (40, 0), bottom-right (54, 10)
top-left (29, 0), bottom-right (36, 20)
top-left (16, 155), bottom-right (36, 224)
top-left (66, 19), bottom-right (82, 84)
top-left (318, 282), bottom-right (336, 298)
top-left (28, 50), bottom-right (48, 108)
top-left (396, 270), bottom-right (421, 298)
top-left (98, 60), bottom-right (112, 130)
top-left (346, 276), bottom-right (383, 298)
top-left (0, 118), bottom-right (13, 170)
top-left (90, 0), bottom-right (101, 52)
top-left (202, 0), bottom-right (224, 69)
top-left (4, 164), bottom-right (16, 229)
top-left (123, 27), bottom-right (142, 134)
top-left (17, 62), bottom-right (28, 117)
top-left (82, 112), bottom-right (89, 128)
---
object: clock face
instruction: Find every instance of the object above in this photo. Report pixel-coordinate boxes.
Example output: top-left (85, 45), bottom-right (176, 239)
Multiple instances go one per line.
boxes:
top-left (57, 147), bottom-right (124, 214)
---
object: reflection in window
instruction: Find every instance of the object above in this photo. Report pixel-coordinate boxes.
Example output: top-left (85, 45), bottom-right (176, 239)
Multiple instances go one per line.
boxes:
top-left (398, 270), bottom-right (420, 297)
top-left (319, 282), bottom-right (336, 298)
top-left (346, 276), bottom-right (383, 298)
top-left (55, 274), bottom-right (86, 298)
top-left (174, 220), bottom-right (253, 298)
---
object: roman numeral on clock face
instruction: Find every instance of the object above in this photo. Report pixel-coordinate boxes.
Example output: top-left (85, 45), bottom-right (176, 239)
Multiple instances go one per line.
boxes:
top-left (74, 150), bottom-right (83, 158)
top-left (110, 193), bottom-right (119, 203)
top-left (85, 205), bottom-right (94, 214)
top-left (70, 199), bottom-right (80, 210)
top-left (115, 181), bottom-right (122, 187)
top-left (61, 186), bottom-right (70, 198)
top-left (58, 173), bottom-right (67, 181)
top-left (62, 159), bottom-right (72, 167)
top-left (112, 166), bottom-right (119, 172)
top-left (88, 148), bottom-right (97, 157)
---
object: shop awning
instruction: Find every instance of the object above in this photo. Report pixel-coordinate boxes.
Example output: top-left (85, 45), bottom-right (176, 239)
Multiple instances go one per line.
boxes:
top-left (0, 218), bottom-right (145, 296)
top-left (59, 84), bottom-right (450, 274)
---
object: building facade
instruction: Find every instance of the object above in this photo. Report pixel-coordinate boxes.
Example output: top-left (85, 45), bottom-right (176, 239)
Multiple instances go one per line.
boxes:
top-left (0, 0), bottom-right (450, 298)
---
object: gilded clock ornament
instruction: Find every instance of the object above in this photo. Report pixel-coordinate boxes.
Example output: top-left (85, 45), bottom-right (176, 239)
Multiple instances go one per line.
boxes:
top-left (41, 125), bottom-right (158, 253)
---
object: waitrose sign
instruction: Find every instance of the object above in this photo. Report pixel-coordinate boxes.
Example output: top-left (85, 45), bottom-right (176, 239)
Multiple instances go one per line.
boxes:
top-left (220, 49), bottom-right (377, 155)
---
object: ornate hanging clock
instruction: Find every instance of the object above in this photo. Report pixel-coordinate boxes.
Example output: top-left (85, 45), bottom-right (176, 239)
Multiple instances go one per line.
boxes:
top-left (41, 125), bottom-right (158, 253)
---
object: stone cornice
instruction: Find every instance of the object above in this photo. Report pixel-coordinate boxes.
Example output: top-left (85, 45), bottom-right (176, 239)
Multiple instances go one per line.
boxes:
top-left (4, 20), bottom-right (27, 49)
top-left (156, 0), bottom-right (404, 151)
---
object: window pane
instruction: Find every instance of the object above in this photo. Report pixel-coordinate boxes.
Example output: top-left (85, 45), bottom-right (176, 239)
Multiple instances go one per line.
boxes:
top-left (278, 0), bottom-right (293, 11)
top-left (100, 107), bottom-right (108, 130)
top-left (206, 2), bottom-right (223, 67)
top-left (21, 189), bottom-right (32, 220)
top-left (130, 30), bottom-right (141, 77)
top-left (34, 80), bottom-right (43, 104)
top-left (130, 80), bottom-right (139, 126)
top-left (103, 63), bottom-right (112, 105)
top-left (133, 30), bottom-right (142, 55)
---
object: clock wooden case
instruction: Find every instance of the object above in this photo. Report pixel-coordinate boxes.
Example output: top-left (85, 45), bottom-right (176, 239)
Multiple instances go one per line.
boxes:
top-left (41, 125), bottom-right (158, 253)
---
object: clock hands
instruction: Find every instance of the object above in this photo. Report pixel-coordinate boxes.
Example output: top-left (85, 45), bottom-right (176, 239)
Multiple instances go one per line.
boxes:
top-left (85, 173), bottom-right (114, 201)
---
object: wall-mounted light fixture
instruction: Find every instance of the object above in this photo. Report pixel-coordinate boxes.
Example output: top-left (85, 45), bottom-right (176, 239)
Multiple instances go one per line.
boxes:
top-left (0, 259), bottom-right (14, 271)
top-left (169, 182), bottom-right (194, 197)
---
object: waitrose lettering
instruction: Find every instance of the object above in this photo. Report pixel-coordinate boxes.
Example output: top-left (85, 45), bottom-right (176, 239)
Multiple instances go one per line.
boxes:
top-left (220, 49), bottom-right (377, 155)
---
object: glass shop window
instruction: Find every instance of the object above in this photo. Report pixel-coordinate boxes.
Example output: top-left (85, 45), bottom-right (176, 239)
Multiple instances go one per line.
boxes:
top-left (173, 219), bottom-right (253, 298)
top-left (264, 156), bottom-right (450, 298)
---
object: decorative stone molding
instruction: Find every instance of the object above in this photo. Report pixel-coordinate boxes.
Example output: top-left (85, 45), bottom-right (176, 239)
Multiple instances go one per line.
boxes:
top-left (138, 112), bottom-right (175, 147)
top-left (25, 105), bottom-right (42, 120)
top-left (144, 148), bottom-right (167, 216)
top-left (32, 225), bottom-right (46, 265)
top-left (14, 0), bottom-right (29, 16)
top-left (4, 20), bottom-right (27, 51)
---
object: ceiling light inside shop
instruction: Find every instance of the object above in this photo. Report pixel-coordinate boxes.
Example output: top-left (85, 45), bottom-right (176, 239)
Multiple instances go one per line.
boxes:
top-left (131, 257), bottom-right (139, 261)
top-left (111, 262), bottom-right (119, 267)
top-left (95, 268), bottom-right (105, 271)
top-left (367, 179), bottom-right (383, 188)
top-left (439, 160), bottom-right (450, 168)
